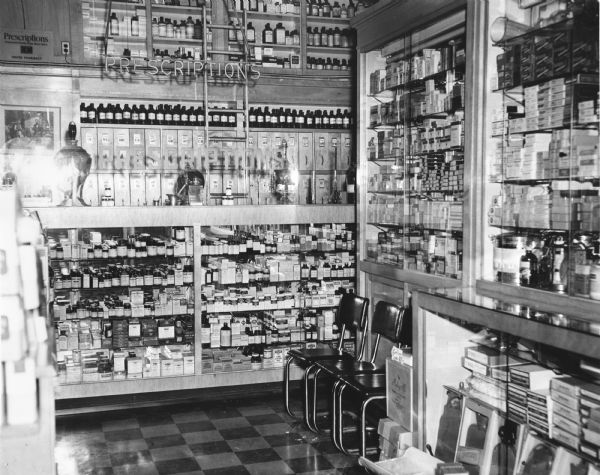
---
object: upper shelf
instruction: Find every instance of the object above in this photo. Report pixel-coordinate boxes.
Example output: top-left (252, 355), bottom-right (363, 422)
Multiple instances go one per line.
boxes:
top-left (29, 205), bottom-right (356, 228)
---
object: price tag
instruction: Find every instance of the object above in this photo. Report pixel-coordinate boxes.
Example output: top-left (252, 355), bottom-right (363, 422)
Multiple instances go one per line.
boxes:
top-left (319, 137), bottom-right (325, 147)
top-left (133, 132), bottom-right (142, 145)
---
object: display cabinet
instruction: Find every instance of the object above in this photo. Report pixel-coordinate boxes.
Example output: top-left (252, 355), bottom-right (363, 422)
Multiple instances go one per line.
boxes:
top-left (35, 205), bottom-right (356, 399)
top-left (478, 0), bottom-right (599, 310)
top-left (413, 288), bottom-right (600, 475)
top-left (352, 0), bottom-right (470, 304)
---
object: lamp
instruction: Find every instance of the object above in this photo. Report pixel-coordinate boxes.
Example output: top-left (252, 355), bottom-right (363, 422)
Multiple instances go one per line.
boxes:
top-left (53, 122), bottom-right (92, 206)
top-left (175, 165), bottom-right (205, 205)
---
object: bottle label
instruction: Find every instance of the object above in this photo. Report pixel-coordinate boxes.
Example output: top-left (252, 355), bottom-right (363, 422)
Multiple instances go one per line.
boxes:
top-left (123, 111), bottom-right (131, 119)
top-left (347, 184), bottom-right (355, 193)
top-left (115, 112), bottom-right (123, 121)
top-left (106, 111), bottom-right (114, 120)
top-left (80, 110), bottom-right (87, 119)
top-left (131, 112), bottom-right (139, 121)
top-left (148, 112), bottom-right (155, 120)
top-left (88, 110), bottom-right (96, 119)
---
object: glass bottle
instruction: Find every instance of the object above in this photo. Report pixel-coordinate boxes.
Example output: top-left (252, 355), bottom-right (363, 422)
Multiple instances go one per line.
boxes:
top-left (263, 23), bottom-right (273, 44)
top-left (131, 14), bottom-right (140, 36)
top-left (158, 17), bottom-right (166, 37)
top-left (519, 247), bottom-right (538, 287)
top-left (110, 12), bottom-right (120, 36)
top-left (220, 322), bottom-right (232, 347)
top-left (152, 17), bottom-right (159, 37)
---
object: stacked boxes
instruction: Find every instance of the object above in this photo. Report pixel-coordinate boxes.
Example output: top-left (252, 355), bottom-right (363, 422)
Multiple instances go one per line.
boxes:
top-left (550, 377), bottom-right (600, 457)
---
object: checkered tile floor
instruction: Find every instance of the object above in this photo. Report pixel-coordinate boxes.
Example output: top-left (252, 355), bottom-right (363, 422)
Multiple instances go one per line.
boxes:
top-left (55, 393), bottom-right (369, 475)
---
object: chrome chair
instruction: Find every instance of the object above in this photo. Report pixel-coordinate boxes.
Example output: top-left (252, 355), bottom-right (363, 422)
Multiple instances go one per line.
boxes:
top-left (323, 301), bottom-right (408, 456)
top-left (283, 292), bottom-right (369, 430)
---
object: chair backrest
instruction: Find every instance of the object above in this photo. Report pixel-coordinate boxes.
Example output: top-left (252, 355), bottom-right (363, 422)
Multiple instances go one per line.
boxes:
top-left (335, 292), bottom-right (369, 357)
top-left (367, 300), bottom-right (407, 363)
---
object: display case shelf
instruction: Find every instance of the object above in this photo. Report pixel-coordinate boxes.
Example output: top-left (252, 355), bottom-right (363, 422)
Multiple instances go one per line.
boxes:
top-left (55, 366), bottom-right (303, 399)
top-left (30, 205), bottom-right (355, 229)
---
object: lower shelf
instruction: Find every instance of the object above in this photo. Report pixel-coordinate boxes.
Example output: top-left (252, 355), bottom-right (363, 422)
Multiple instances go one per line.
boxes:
top-left (55, 366), bottom-right (304, 399)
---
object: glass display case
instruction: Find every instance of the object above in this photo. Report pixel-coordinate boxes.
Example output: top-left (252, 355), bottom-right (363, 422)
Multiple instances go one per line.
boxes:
top-left (479, 0), bottom-right (599, 306)
top-left (413, 288), bottom-right (600, 475)
top-left (353, 1), bottom-right (468, 286)
top-left (41, 211), bottom-right (356, 399)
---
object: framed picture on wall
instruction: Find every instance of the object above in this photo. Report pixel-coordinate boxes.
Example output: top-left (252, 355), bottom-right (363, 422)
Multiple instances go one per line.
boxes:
top-left (0, 105), bottom-right (60, 153)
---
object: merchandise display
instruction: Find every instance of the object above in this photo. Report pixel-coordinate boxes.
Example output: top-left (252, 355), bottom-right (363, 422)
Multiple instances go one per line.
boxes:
top-left (484, 0), bottom-right (599, 300)
top-left (3, 0), bottom-right (600, 472)
top-left (45, 222), bottom-right (356, 386)
top-left (359, 10), bottom-right (466, 279)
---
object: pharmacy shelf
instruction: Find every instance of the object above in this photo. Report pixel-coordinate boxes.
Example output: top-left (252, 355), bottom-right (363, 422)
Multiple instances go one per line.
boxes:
top-left (413, 289), bottom-right (600, 360)
top-left (359, 260), bottom-right (463, 288)
top-left (55, 366), bottom-right (303, 399)
top-left (476, 279), bottom-right (600, 324)
top-left (30, 204), bottom-right (355, 229)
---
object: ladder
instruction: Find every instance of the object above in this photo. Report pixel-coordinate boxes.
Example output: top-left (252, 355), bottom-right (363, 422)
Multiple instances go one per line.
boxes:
top-left (201, 0), bottom-right (251, 204)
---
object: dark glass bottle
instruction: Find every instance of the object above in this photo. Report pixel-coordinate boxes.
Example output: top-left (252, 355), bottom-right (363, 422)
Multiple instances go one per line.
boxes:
top-left (147, 104), bottom-right (156, 125)
top-left (80, 102), bottom-right (88, 123)
top-left (345, 160), bottom-right (356, 204)
top-left (122, 103), bottom-right (132, 124)
top-left (155, 104), bottom-right (164, 125)
top-left (131, 104), bottom-right (139, 124)
top-left (105, 103), bottom-right (115, 124)
top-left (114, 103), bottom-right (123, 123)
top-left (86, 103), bottom-right (96, 124)
top-left (164, 104), bottom-right (173, 125)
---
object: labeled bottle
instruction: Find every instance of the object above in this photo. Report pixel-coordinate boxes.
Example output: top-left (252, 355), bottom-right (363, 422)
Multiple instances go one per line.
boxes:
top-left (147, 104), bottom-right (156, 125)
top-left (131, 14), bottom-right (140, 36)
top-left (220, 322), bottom-right (232, 347)
top-left (166, 18), bottom-right (174, 38)
top-left (185, 16), bottom-right (194, 39)
top-left (114, 103), bottom-right (123, 123)
top-left (345, 160), bottom-right (356, 204)
top-left (274, 23), bottom-right (286, 44)
top-left (262, 23), bottom-right (273, 44)
top-left (519, 247), bottom-right (538, 287)
top-left (80, 103), bottom-right (88, 123)
top-left (158, 17), bottom-right (167, 37)
top-left (86, 103), bottom-right (97, 123)
top-left (152, 18), bottom-right (159, 37)
top-left (247, 22), bottom-right (256, 42)
top-left (110, 12), bottom-right (120, 36)
top-left (551, 235), bottom-right (567, 293)
top-left (122, 103), bottom-right (132, 124)
top-left (105, 103), bottom-right (115, 123)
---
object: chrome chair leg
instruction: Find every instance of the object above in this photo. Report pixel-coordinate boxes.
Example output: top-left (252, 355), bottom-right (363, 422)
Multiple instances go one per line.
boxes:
top-left (311, 366), bottom-right (324, 432)
top-left (337, 382), bottom-right (351, 455)
top-left (304, 364), bottom-right (320, 431)
top-left (361, 395), bottom-right (386, 457)
top-left (331, 379), bottom-right (343, 451)
top-left (283, 355), bottom-right (297, 417)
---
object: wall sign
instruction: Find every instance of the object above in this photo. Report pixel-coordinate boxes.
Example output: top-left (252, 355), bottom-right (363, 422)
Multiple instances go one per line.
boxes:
top-left (0, 29), bottom-right (54, 62)
top-left (105, 56), bottom-right (261, 80)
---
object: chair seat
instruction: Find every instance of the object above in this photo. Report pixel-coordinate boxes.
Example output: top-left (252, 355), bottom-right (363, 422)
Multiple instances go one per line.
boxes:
top-left (341, 372), bottom-right (386, 395)
top-left (317, 359), bottom-right (382, 377)
top-left (288, 347), bottom-right (353, 364)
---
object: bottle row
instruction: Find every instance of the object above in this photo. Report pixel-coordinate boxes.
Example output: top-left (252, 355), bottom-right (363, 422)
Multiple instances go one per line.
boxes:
top-left (306, 0), bottom-right (355, 18)
top-left (306, 27), bottom-right (354, 48)
top-left (51, 263), bottom-right (194, 291)
top-left (109, 11), bottom-right (144, 38)
top-left (200, 227), bottom-right (355, 256)
top-left (202, 280), bottom-right (354, 313)
top-left (202, 307), bottom-right (349, 349)
top-left (243, 22), bottom-right (301, 46)
top-left (366, 228), bottom-right (463, 279)
top-left (369, 38), bottom-right (465, 94)
top-left (151, 16), bottom-right (205, 40)
top-left (79, 102), bottom-right (354, 129)
top-left (228, 0), bottom-right (301, 15)
top-left (306, 56), bottom-right (350, 71)
top-left (202, 255), bottom-right (356, 286)
top-left (247, 106), bottom-right (352, 128)
top-left (57, 345), bottom-right (195, 384)
top-left (53, 290), bottom-right (193, 321)
top-left (57, 314), bottom-right (194, 350)
top-left (492, 231), bottom-right (600, 300)
top-left (49, 231), bottom-right (193, 261)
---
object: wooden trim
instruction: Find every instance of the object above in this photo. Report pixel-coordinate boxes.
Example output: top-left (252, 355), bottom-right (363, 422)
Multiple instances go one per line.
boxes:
top-left (351, 0), bottom-right (467, 52)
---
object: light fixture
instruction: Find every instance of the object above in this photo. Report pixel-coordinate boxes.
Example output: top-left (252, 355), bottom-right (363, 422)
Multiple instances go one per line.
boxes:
top-left (175, 165), bottom-right (205, 205)
top-left (53, 122), bottom-right (92, 206)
